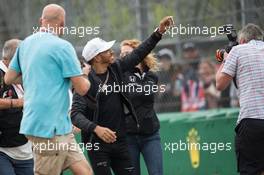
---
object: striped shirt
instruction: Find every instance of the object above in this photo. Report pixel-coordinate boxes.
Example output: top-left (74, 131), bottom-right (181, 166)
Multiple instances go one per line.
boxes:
top-left (222, 40), bottom-right (264, 124)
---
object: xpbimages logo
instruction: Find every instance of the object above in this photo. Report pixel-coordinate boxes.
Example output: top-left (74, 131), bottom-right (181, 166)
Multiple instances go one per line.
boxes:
top-left (98, 82), bottom-right (166, 95)
top-left (32, 24), bottom-right (100, 37)
top-left (165, 24), bottom-right (233, 37)
top-left (32, 141), bottom-right (100, 154)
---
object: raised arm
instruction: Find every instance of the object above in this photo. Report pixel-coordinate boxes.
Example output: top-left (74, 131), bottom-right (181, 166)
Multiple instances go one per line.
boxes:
top-left (118, 16), bottom-right (174, 72)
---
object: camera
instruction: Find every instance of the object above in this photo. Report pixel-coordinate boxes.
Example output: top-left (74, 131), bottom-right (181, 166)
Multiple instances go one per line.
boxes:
top-left (215, 24), bottom-right (239, 62)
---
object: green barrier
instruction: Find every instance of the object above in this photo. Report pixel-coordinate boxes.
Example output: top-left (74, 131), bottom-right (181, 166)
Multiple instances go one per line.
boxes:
top-left (64, 108), bottom-right (239, 175)
top-left (161, 109), bottom-right (239, 175)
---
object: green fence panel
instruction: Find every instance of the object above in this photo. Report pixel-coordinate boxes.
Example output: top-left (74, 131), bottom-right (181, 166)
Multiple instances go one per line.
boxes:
top-left (64, 108), bottom-right (239, 175)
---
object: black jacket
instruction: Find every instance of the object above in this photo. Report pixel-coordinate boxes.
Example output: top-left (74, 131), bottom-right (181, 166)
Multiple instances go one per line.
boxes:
top-left (123, 68), bottom-right (160, 135)
top-left (0, 70), bottom-right (28, 147)
top-left (71, 31), bottom-right (162, 144)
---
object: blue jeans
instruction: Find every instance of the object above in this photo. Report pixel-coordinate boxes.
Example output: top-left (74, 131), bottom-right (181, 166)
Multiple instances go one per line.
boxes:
top-left (0, 151), bottom-right (34, 175)
top-left (126, 131), bottom-right (163, 175)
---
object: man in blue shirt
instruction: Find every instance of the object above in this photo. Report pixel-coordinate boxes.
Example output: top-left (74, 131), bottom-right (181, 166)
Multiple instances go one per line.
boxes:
top-left (5, 4), bottom-right (92, 175)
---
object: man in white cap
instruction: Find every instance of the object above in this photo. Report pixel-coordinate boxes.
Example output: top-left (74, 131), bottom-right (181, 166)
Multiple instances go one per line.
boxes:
top-left (71, 16), bottom-right (173, 175)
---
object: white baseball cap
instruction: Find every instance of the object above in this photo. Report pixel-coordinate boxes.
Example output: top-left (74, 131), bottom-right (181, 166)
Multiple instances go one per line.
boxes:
top-left (82, 37), bottom-right (116, 62)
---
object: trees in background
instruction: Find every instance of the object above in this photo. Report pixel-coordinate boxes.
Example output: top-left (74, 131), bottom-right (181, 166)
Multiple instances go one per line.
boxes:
top-left (0, 0), bottom-right (264, 48)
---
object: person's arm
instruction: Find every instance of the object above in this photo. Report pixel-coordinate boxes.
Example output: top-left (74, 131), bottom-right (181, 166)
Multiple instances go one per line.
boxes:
top-left (215, 63), bottom-right (233, 91)
top-left (0, 98), bottom-right (23, 109)
top-left (71, 76), bottom-right (90, 96)
top-left (71, 92), bottom-right (117, 143)
top-left (118, 16), bottom-right (174, 72)
top-left (57, 43), bottom-right (91, 96)
top-left (4, 70), bottom-right (22, 85)
top-left (71, 62), bottom-right (91, 96)
top-left (71, 92), bottom-right (97, 133)
top-left (216, 49), bottom-right (238, 91)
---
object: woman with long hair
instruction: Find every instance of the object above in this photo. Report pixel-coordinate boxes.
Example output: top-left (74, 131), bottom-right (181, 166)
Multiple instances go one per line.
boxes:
top-left (120, 39), bottom-right (163, 175)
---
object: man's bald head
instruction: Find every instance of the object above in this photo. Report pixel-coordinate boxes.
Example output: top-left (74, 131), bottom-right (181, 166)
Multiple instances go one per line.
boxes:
top-left (41, 4), bottom-right (65, 23)
top-left (40, 4), bottom-right (66, 35)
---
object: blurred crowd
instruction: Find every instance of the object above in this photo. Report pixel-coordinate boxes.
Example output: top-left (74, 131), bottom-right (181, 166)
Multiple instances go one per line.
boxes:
top-left (155, 43), bottom-right (239, 113)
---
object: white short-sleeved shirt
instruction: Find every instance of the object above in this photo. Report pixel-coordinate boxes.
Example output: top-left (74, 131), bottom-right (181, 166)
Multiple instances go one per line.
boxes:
top-left (222, 40), bottom-right (264, 124)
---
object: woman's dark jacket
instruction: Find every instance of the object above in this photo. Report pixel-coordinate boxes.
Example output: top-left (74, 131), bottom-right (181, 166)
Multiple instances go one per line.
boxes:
top-left (123, 68), bottom-right (160, 135)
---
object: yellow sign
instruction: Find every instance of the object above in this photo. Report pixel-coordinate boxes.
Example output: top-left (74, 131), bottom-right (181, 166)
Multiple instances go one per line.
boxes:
top-left (186, 128), bottom-right (200, 168)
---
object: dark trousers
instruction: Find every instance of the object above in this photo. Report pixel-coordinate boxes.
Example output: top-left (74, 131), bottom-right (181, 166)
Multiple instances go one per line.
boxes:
top-left (235, 118), bottom-right (264, 175)
top-left (0, 151), bottom-right (34, 175)
top-left (88, 137), bottom-right (135, 175)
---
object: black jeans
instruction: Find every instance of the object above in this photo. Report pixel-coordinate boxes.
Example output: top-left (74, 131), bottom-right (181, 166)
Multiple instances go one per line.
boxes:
top-left (235, 118), bottom-right (264, 175)
top-left (88, 136), bottom-right (135, 175)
